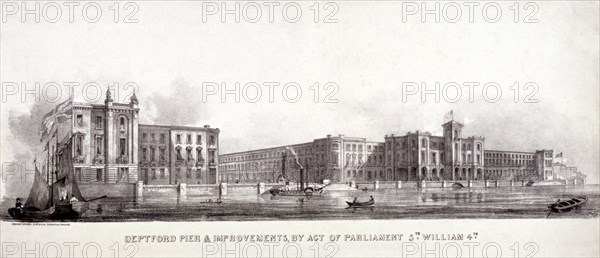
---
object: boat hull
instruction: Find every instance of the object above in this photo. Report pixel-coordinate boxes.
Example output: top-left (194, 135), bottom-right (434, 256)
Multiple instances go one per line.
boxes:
top-left (346, 199), bottom-right (375, 208)
top-left (548, 197), bottom-right (587, 213)
top-left (8, 203), bottom-right (81, 221)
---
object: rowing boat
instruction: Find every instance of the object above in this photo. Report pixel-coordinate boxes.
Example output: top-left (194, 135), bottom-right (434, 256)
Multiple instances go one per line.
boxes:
top-left (548, 197), bottom-right (587, 213)
top-left (346, 196), bottom-right (375, 208)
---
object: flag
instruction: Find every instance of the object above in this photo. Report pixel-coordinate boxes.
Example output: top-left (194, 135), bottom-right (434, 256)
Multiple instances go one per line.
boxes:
top-left (443, 110), bottom-right (454, 123)
top-left (54, 98), bottom-right (73, 123)
top-left (556, 152), bottom-right (563, 158)
top-left (39, 113), bottom-right (55, 143)
top-left (39, 98), bottom-right (72, 142)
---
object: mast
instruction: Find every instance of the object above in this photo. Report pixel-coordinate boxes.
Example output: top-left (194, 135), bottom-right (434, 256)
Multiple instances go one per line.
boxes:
top-left (305, 157), bottom-right (309, 188)
top-left (299, 167), bottom-right (304, 191)
top-left (281, 152), bottom-right (286, 180)
top-left (46, 141), bottom-right (50, 184)
top-left (50, 144), bottom-right (54, 206)
top-left (51, 125), bottom-right (59, 206)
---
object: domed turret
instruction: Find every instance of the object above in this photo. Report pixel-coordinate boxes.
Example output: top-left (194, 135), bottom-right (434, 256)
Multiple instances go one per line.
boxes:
top-left (104, 88), bottom-right (113, 106)
top-left (130, 92), bottom-right (139, 108)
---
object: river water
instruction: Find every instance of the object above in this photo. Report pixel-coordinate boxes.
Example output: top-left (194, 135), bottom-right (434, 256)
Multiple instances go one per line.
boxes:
top-left (2, 185), bottom-right (598, 222)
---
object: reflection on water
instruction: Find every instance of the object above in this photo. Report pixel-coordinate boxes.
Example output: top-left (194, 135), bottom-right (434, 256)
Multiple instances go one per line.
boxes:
top-left (2, 185), bottom-right (598, 222)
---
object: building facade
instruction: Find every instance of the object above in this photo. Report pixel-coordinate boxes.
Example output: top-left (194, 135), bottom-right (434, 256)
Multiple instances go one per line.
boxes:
top-left (219, 120), bottom-right (555, 183)
top-left (218, 135), bottom-right (389, 184)
top-left (483, 150), bottom-right (553, 181)
top-left (69, 91), bottom-right (220, 185)
top-left (71, 90), bottom-right (140, 184)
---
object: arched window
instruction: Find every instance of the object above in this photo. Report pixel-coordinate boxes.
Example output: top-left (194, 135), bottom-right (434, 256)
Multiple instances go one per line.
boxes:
top-left (120, 117), bottom-right (126, 130)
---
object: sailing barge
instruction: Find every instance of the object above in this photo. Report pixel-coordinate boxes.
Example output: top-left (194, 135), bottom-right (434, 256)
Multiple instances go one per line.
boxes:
top-left (8, 134), bottom-right (104, 221)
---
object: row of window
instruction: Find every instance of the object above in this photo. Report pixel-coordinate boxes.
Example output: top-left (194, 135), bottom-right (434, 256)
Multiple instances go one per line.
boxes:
top-left (75, 114), bottom-right (129, 131)
top-left (140, 168), bottom-right (210, 180)
top-left (175, 134), bottom-right (215, 145)
top-left (73, 168), bottom-right (129, 182)
top-left (141, 147), bottom-right (167, 162)
top-left (485, 152), bottom-right (535, 159)
top-left (142, 168), bottom-right (168, 180)
top-left (484, 158), bottom-right (534, 166)
top-left (175, 148), bottom-right (213, 163)
top-left (142, 132), bottom-right (167, 144)
top-left (74, 134), bottom-right (128, 160)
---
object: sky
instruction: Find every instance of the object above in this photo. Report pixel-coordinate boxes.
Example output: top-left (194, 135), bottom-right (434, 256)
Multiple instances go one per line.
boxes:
top-left (1, 1), bottom-right (598, 198)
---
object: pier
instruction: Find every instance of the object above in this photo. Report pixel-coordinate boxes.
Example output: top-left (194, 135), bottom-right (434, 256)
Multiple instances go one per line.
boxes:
top-left (125, 178), bottom-right (587, 200)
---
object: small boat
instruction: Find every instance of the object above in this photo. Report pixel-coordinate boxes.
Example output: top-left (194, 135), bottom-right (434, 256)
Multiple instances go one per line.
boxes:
top-left (8, 206), bottom-right (55, 220)
top-left (361, 187), bottom-right (369, 192)
top-left (451, 183), bottom-right (464, 189)
top-left (548, 197), bottom-right (587, 213)
top-left (270, 186), bottom-right (322, 197)
top-left (200, 199), bottom-right (222, 204)
top-left (346, 196), bottom-right (375, 208)
top-left (525, 180), bottom-right (535, 187)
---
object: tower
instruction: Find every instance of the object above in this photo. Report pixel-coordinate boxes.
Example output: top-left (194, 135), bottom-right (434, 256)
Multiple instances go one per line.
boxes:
top-left (442, 120), bottom-right (463, 165)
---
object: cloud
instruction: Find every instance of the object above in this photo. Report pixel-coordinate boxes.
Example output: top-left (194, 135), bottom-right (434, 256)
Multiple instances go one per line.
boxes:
top-left (8, 102), bottom-right (55, 156)
top-left (5, 101), bottom-right (58, 198)
top-left (140, 79), bottom-right (213, 126)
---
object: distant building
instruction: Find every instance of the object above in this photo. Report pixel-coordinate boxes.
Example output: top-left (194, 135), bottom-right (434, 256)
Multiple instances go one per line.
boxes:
top-left (219, 120), bottom-right (556, 183)
top-left (69, 91), bottom-right (219, 185)
top-left (552, 163), bottom-right (585, 181)
top-left (218, 135), bottom-right (386, 183)
top-left (484, 150), bottom-right (553, 181)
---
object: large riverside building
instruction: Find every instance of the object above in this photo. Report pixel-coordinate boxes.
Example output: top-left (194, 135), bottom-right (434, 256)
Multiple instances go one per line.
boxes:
top-left (219, 120), bottom-right (556, 183)
top-left (218, 136), bottom-right (385, 183)
top-left (484, 150), bottom-right (554, 181)
top-left (138, 125), bottom-right (220, 185)
top-left (70, 91), bottom-right (220, 185)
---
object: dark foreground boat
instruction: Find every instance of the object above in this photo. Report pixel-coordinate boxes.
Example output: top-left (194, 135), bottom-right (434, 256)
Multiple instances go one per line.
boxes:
top-left (346, 196), bottom-right (375, 208)
top-left (548, 197), bottom-right (587, 213)
top-left (451, 183), bottom-right (464, 189)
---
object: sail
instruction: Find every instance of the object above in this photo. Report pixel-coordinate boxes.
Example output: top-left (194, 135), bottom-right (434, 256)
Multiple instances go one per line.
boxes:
top-left (24, 165), bottom-right (51, 210)
top-left (54, 135), bottom-right (86, 203)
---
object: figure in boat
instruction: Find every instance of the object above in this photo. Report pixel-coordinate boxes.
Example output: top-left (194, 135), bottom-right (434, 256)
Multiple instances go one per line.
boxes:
top-left (15, 198), bottom-right (22, 209)
top-left (547, 196), bottom-right (587, 215)
top-left (346, 195), bottom-right (375, 208)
